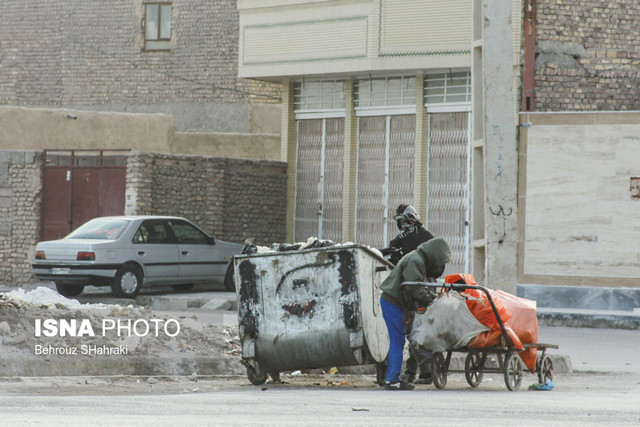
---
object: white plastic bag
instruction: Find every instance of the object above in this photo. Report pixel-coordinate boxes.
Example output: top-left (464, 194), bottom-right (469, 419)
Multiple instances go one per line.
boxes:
top-left (409, 292), bottom-right (489, 351)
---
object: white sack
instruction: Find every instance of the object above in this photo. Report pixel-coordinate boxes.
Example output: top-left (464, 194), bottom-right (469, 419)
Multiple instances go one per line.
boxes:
top-left (409, 292), bottom-right (490, 352)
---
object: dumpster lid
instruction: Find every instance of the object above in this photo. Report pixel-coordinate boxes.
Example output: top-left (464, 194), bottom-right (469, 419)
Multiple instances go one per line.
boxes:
top-left (233, 242), bottom-right (393, 267)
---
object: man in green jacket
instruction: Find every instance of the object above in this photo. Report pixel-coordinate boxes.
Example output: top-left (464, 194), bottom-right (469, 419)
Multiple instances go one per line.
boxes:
top-left (379, 237), bottom-right (451, 390)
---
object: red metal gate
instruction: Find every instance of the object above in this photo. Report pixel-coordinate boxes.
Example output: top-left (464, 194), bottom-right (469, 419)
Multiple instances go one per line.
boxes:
top-left (41, 150), bottom-right (128, 241)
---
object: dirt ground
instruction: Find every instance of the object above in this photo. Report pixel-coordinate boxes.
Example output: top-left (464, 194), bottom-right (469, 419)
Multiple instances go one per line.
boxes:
top-left (0, 287), bottom-right (243, 376)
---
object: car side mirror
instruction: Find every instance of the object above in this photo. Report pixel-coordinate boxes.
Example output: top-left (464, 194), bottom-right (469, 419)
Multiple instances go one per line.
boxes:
top-left (208, 236), bottom-right (216, 245)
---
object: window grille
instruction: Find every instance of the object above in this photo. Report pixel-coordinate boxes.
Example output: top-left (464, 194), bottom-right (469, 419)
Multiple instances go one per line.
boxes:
top-left (354, 76), bottom-right (416, 108)
top-left (424, 71), bottom-right (471, 105)
top-left (293, 80), bottom-right (345, 112)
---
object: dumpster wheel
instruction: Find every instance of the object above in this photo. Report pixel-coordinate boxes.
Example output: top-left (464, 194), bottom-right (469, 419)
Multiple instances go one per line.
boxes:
top-left (247, 363), bottom-right (268, 385)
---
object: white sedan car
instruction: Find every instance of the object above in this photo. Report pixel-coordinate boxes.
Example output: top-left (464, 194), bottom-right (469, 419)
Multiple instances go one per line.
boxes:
top-left (32, 216), bottom-right (243, 298)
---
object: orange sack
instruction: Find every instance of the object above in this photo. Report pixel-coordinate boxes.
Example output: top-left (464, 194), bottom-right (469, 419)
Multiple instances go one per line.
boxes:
top-left (494, 290), bottom-right (539, 374)
top-left (445, 274), bottom-right (539, 373)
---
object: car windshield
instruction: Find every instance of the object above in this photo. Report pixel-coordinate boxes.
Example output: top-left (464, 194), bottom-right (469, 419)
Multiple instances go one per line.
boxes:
top-left (66, 219), bottom-right (130, 240)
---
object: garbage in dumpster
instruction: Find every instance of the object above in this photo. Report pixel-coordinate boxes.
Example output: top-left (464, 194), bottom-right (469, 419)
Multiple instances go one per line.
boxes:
top-left (242, 237), bottom-right (341, 255)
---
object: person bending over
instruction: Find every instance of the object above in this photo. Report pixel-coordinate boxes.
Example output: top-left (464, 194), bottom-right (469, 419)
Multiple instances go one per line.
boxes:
top-left (379, 237), bottom-right (450, 390)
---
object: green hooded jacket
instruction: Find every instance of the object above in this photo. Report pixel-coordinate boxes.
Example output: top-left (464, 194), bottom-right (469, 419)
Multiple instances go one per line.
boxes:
top-left (380, 237), bottom-right (451, 309)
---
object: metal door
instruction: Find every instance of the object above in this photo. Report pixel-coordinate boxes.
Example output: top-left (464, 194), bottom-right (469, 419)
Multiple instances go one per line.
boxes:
top-left (426, 112), bottom-right (470, 275)
top-left (355, 115), bottom-right (415, 248)
top-left (71, 168), bottom-right (101, 231)
top-left (294, 118), bottom-right (344, 242)
top-left (41, 150), bottom-right (127, 241)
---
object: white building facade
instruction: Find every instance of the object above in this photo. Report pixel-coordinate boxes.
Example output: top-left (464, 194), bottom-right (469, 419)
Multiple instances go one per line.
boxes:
top-left (238, 0), bottom-right (523, 285)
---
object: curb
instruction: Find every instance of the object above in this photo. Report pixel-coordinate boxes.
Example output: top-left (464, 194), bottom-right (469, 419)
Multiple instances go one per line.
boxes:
top-left (0, 356), bottom-right (245, 377)
top-left (537, 310), bottom-right (640, 330)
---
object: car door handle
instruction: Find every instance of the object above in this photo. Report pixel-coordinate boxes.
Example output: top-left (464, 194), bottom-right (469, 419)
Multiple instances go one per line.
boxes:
top-left (182, 251), bottom-right (189, 255)
top-left (138, 251), bottom-right (145, 256)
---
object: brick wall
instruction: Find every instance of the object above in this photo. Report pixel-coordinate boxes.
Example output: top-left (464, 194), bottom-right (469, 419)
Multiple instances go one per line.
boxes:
top-left (534, 1), bottom-right (640, 111)
top-left (0, 151), bottom-right (42, 285)
top-left (126, 152), bottom-right (287, 246)
top-left (0, 1), bottom-right (280, 131)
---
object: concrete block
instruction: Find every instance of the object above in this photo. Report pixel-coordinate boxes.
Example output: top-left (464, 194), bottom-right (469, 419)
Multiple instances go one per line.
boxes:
top-left (201, 297), bottom-right (235, 311)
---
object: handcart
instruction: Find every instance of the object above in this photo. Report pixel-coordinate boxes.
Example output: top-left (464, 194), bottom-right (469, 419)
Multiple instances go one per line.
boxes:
top-left (233, 243), bottom-right (391, 385)
top-left (401, 281), bottom-right (558, 391)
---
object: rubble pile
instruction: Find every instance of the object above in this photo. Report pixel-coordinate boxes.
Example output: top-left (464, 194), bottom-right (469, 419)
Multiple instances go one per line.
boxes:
top-left (0, 287), bottom-right (243, 376)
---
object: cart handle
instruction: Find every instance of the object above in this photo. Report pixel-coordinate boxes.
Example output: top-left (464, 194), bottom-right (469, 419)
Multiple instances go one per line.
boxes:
top-left (400, 281), bottom-right (517, 350)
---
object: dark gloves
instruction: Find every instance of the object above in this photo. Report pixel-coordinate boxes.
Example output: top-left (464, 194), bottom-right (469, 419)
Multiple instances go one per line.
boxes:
top-left (379, 247), bottom-right (403, 265)
top-left (406, 286), bottom-right (437, 309)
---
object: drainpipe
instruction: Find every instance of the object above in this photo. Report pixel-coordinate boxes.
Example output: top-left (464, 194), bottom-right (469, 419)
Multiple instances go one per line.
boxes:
top-left (522, 0), bottom-right (536, 111)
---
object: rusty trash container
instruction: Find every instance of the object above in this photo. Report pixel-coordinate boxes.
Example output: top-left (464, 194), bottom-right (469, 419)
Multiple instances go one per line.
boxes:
top-left (233, 244), bottom-right (391, 385)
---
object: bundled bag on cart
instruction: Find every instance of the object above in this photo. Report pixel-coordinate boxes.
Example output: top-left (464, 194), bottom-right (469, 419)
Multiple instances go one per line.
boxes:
top-left (409, 273), bottom-right (539, 373)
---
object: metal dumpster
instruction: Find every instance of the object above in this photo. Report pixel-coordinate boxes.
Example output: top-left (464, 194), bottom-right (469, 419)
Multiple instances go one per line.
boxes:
top-left (233, 244), bottom-right (391, 385)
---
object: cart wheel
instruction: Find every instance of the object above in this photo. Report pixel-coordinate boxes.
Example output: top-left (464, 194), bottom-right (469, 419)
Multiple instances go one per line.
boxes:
top-left (247, 362), bottom-right (268, 385)
top-left (504, 352), bottom-right (523, 391)
top-left (375, 362), bottom-right (387, 387)
top-left (432, 352), bottom-right (448, 389)
top-left (465, 351), bottom-right (484, 388)
top-left (537, 355), bottom-right (554, 384)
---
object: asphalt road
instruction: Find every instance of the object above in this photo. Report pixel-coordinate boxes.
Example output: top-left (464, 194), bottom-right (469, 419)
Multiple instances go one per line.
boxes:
top-left (1, 369), bottom-right (639, 426)
top-left (2, 326), bottom-right (639, 426)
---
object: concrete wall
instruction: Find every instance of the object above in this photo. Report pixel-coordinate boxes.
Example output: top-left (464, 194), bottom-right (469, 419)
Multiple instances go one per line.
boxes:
top-left (519, 112), bottom-right (640, 288)
top-left (472, 0), bottom-right (521, 294)
top-left (0, 107), bottom-right (174, 153)
top-left (0, 107), bottom-right (281, 161)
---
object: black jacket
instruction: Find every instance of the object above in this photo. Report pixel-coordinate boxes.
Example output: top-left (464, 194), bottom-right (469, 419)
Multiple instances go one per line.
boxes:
top-left (390, 225), bottom-right (435, 260)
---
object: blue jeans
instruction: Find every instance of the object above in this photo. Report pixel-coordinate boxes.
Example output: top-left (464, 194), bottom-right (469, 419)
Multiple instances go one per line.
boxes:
top-left (380, 297), bottom-right (405, 383)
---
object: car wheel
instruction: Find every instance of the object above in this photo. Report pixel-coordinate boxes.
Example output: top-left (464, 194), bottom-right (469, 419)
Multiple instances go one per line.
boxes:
top-left (54, 282), bottom-right (85, 297)
top-left (112, 264), bottom-right (142, 298)
top-left (223, 262), bottom-right (235, 292)
top-left (171, 284), bottom-right (195, 292)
